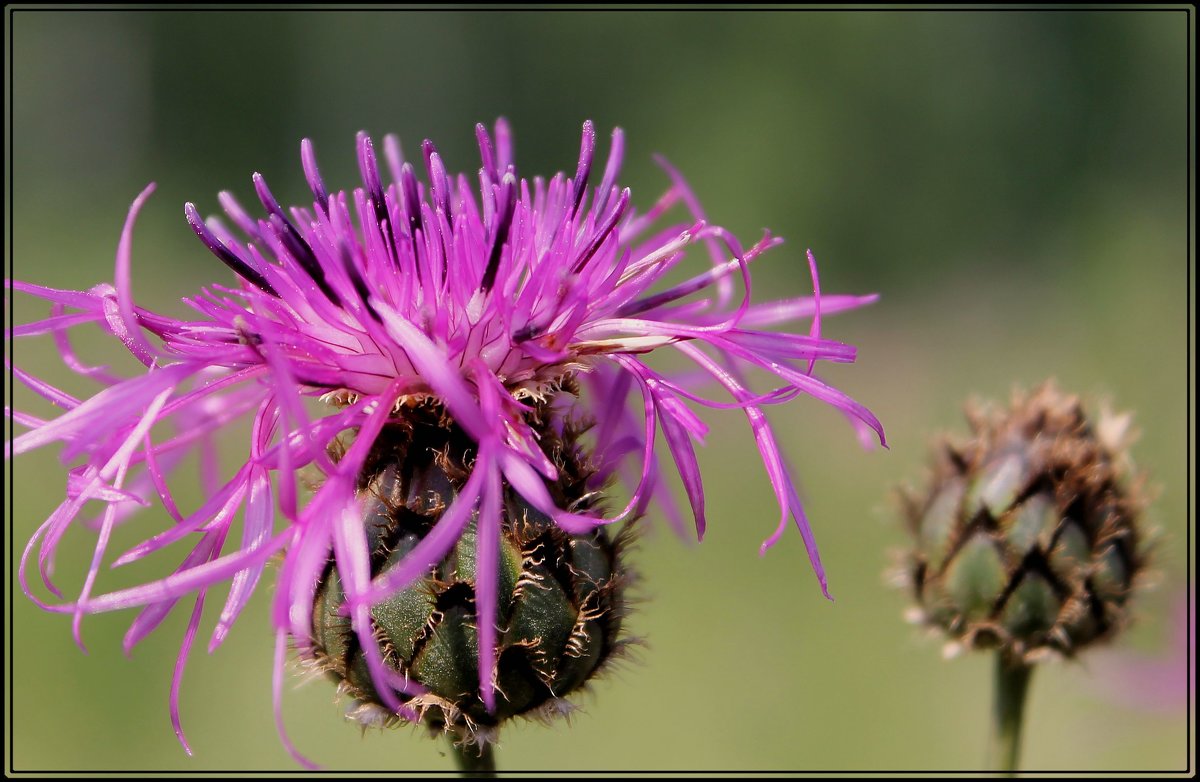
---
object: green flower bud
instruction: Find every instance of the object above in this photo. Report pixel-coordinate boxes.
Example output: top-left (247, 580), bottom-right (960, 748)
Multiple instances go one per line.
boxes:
top-left (900, 383), bottom-right (1151, 661)
top-left (306, 402), bottom-right (634, 743)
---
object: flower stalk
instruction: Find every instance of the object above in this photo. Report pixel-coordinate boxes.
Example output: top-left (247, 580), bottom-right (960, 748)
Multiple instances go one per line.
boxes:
top-left (989, 651), bottom-right (1033, 775)
top-left (449, 735), bottom-right (496, 777)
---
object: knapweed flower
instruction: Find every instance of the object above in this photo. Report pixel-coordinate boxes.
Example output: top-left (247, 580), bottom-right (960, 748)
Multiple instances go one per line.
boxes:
top-left (9, 119), bottom-right (883, 765)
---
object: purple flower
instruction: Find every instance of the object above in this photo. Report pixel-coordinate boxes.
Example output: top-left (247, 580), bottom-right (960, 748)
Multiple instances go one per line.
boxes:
top-left (8, 120), bottom-right (884, 764)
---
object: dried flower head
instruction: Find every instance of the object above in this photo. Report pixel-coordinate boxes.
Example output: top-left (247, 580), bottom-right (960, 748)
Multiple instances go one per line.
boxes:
top-left (9, 119), bottom-right (883, 765)
top-left (899, 382), bottom-right (1151, 663)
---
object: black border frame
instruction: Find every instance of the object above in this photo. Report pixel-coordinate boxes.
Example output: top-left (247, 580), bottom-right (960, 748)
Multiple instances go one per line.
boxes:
top-left (4, 3), bottom-right (1193, 777)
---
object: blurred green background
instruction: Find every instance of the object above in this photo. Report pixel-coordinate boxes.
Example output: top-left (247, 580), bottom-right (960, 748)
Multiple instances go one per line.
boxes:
top-left (7, 8), bottom-right (1191, 773)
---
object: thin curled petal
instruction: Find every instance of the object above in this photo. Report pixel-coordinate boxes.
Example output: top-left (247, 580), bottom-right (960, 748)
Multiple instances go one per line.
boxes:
top-left (273, 630), bottom-right (319, 770)
top-left (11, 363), bottom-right (194, 456)
top-left (115, 183), bottom-right (160, 366)
top-left (475, 452), bottom-right (502, 711)
top-left (81, 534), bottom-right (289, 613)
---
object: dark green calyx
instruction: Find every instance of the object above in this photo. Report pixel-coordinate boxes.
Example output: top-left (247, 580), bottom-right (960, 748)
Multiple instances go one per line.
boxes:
top-left (902, 383), bottom-right (1149, 660)
top-left (308, 400), bottom-right (634, 739)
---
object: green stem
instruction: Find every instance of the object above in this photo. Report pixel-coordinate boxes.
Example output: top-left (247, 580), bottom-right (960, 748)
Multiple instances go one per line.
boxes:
top-left (989, 651), bottom-right (1033, 776)
top-left (449, 734), bottom-right (496, 778)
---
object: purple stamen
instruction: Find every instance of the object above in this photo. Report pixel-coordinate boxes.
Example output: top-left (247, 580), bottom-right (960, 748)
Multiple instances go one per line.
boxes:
top-left (480, 171), bottom-right (517, 292)
top-left (570, 120), bottom-right (596, 218)
top-left (399, 162), bottom-right (422, 240)
top-left (594, 127), bottom-right (625, 216)
top-left (337, 242), bottom-right (378, 320)
top-left (572, 187), bottom-right (630, 273)
top-left (300, 139), bottom-right (329, 208)
top-left (184, 203), bottom-right (277, 296)
top-left (355, 131), bottom-right (388, 227)
top-left (382, 134), bottom-right (406, 188)
top-left (476, 122), bottom-right (497, 182)
top-left (253, 173), bottom-right (340, 305)
top-left (423, 140), bottom-right (453, 221)
top-left (265, 213), bottom-right (341, 306)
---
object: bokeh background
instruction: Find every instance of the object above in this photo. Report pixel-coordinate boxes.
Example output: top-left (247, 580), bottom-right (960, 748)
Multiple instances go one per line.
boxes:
top-left (7, 8), bottom-right (1192, 773)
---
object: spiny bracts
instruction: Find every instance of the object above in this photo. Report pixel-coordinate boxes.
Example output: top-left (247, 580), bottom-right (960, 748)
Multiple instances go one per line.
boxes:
top-left (308, 390), bottom-right (634, 743)
top-left (901, 383), bottom-right (1150, 661)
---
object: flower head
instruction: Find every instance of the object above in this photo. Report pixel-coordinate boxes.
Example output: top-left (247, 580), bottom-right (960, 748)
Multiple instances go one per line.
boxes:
top-left (898, 383), bottom-right (1150, 662)
top-left (9, 119), bottom-right (883, 764)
